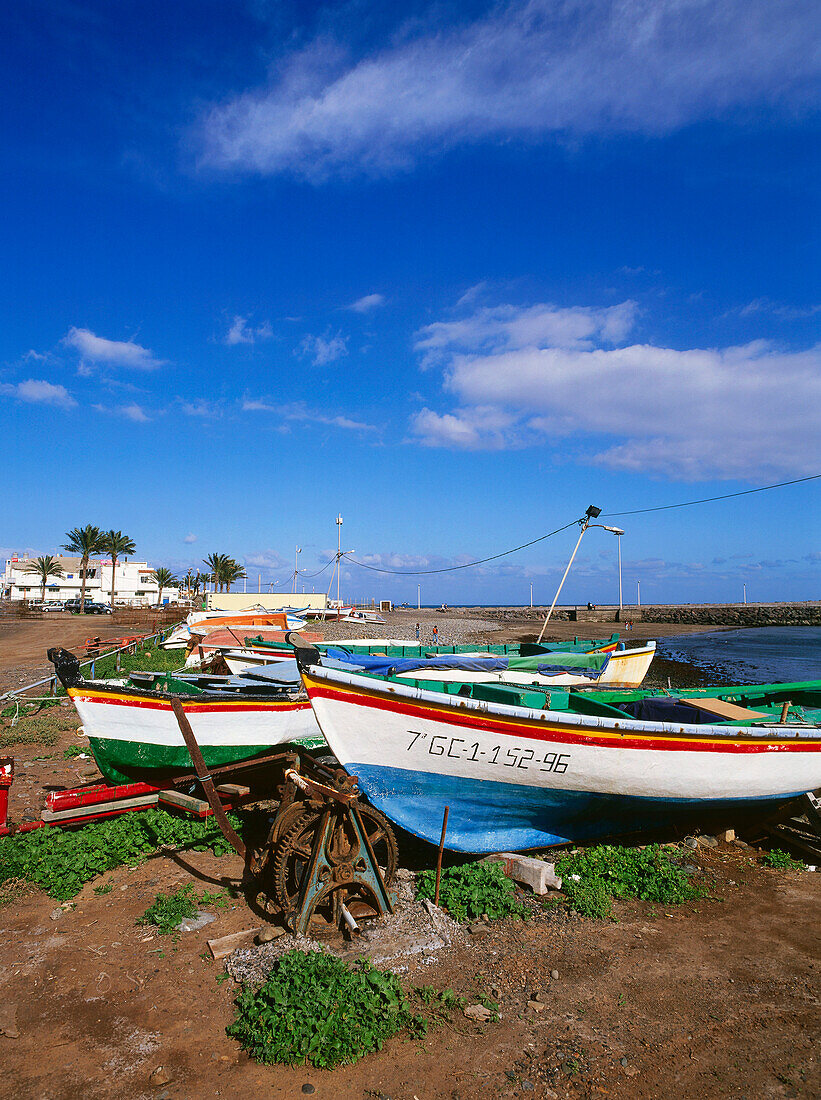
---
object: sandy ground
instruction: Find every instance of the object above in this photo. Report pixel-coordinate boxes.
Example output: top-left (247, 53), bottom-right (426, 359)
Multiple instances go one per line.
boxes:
top-left (1, 611), bottom-right (819, 1099)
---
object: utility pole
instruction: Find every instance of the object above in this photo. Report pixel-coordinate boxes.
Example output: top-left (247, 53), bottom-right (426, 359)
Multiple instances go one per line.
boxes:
top-left (336, 514), bottom-right (343, 605)
top-left (530, 582), bottom-right (533, 608)
top-left (293, 546), bottom-right (301, 594)
top-left (417, 583), bottom-right (421, 610)
top-left (637, 580), bottom-right (641, 608)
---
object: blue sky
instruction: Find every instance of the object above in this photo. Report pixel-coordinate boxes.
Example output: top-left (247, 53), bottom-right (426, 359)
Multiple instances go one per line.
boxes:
top-left (2, 0), bottom-right (819, 606)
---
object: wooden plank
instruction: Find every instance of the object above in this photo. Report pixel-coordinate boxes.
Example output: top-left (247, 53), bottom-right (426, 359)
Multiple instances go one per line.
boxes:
top-left (159, 790), bottom-right (210, 815)
top-left (41, 793), bottom-right (159, 822)
top-left (207, 927), bottom-right (262, 960)
top-left (216, 783), bottom-right (251, 798)
top-left (680, 697), bottom-right (769, 722)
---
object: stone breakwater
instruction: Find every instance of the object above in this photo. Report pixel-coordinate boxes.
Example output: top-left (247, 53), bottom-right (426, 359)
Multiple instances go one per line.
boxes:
top-left (405, 604), bottom-right (821, 628)
top-left (633, 604), bottom-right (821, 627)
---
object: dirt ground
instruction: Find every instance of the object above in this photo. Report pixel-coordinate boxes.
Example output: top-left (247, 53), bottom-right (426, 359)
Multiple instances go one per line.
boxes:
top-left (1, 611), bottom-right (819, 1099)
top-left (0, 612), bottom-right (165, 695)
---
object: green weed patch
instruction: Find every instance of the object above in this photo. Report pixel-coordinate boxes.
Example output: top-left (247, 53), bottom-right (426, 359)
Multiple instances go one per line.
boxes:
top-left (227, 950), bottom-right (422, 1068)
top-left (90, 643), bottom-right (185, 680)
top-left (0, 808), bottom-right (244, 901)
top-left (138, 883), bottom-right (199, 934)
top-left (762, 848), bottom-right (805, 870)
top-left (0, 703), bottom-right (74, 747)
top-left (555, 844), bottom-right (701, 919)
top-left (416, 861), bottom-right (525, 922)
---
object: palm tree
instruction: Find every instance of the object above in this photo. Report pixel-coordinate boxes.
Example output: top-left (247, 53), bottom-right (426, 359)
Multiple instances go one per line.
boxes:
top-left (102, 530), bottom-right (136, 609)
top-left (202, 552), bottom-right (231, 592)
top-left (23, 555), bottom-right (64, 604)
top-left (62, 525), bottom-right (106, 610)
top-left (149, 567), bottom-right (178, 607)
top-left (222, 558), bottom-right (247, 592)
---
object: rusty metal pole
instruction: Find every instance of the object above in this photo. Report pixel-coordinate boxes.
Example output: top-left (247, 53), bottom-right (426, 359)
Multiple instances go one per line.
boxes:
top-left (434, 806), bottom-right (449, 907)
top-left (170, 697), bottom-right (246, 859)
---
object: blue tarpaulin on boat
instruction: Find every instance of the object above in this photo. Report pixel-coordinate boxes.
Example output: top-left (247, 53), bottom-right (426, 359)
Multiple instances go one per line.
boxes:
top-left (324, 648), bottom-right (608, 680)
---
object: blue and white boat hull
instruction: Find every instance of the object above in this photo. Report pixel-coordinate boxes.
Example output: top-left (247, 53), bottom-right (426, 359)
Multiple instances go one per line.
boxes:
top-left (300, 664), bottom-right (821, 852)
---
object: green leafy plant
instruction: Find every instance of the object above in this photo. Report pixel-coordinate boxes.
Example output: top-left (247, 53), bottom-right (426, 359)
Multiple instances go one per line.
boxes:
top-left (416, 861), bottom-right (525, 922)
top-left (227, 950), bottom-right (421, 1068)
top-left (762, 848), bottom-right (805, 870)
top-left (93, 882), bottom-right (113, 895)
top-left (0, 808), bottom-right (245, 901)
top-left (63, 745), bottom-right (85, 759)
top-left (555, 844), bottom-right (701, 919)
top-left (138, 884), bottom-right (199, 935)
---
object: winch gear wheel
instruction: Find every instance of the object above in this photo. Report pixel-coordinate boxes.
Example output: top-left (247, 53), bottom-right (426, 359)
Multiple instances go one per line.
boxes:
top-left (271, 803), bottom-right (398, 915)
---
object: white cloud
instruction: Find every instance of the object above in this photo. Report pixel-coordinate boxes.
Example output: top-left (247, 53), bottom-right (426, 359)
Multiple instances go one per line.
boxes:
top-left (411, 297), bottom-right (821, 480)
top-left (198, 0), bottom-right (819, 180)
top-left (347, 293), bottom-right (385, 313)
top-left (297, 333), bottom-right (348, 366)
top-left (411, 406), bottom-right (516, 450)
top-left (179, 399), bottom-right (219, 417)
top-left (243, 398), bottom-right (376, 432)
top-left (242, 398), bottom-right (277, 412)
top-left (736, 298), bottom-right (821, 320)
top-left (64, 327), bottom-right (166, 370)
top-left (183, 533), bottom-right (198, 544)
top-left (415, 300), bottom-right (637, 367)
top-left (224, 315), bottom-right (274, 345)
top-left (0, 379), bottom-right (77, 410)
top-left (93, 402), bottom-right (151, 423)
top-left (245, 550), bottom-right (289, 570)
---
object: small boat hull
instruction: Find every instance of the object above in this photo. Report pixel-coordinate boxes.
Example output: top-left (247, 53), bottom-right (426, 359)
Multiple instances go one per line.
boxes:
top-left (70, 684), bottom-right (321, 785)
top-left (300, 664), bottom-right (821, 852)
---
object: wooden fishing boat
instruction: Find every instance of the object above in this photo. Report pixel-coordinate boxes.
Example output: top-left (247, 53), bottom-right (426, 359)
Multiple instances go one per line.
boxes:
top-left (293, 644), bottom-right (821, 853)
top-left (49, 648), bottom-right (322, 785)
top-left (220, 633), bottom-right (624, 675)
top-left (161, 607), bottom-right (308, 650)
top-left (184, 627), bottom-right (324, 668)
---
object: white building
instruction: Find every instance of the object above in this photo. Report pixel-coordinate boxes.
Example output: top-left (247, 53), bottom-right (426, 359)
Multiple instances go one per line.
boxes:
top-left (2, 555), bottom-right (180, 606)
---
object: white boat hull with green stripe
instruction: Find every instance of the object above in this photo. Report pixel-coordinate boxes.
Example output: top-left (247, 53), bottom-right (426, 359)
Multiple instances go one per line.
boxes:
top-left (68, 683), bottom-right (321, 784)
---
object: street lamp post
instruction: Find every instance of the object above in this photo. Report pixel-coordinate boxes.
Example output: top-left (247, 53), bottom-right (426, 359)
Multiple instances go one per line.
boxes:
top-left (417, 584), bottom-right (421, 610)
top-left (530, 582), bottom-right (533, 608)
top-left (637, 580), bottom-right (641, 608)
top-left (597, 524), bottom-right (625, 612)
top-left (336, 514), bottom-right (343, 605)
top-left (293, 546), bottom-right (301, 594)
top-left (743, 583), bottom-right (747, 605)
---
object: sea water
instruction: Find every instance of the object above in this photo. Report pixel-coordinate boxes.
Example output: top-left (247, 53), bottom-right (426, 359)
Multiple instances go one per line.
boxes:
top-left (658, 626), bottom-right (821, 685)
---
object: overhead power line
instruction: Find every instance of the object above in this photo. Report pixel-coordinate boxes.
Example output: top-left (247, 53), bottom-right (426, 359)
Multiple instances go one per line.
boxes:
top-left (346, 520), bottom-right (579, 575)
top-left (603, 472), bottom-right (821, 518)
top-left (342, 471), bottom-right (820, 578)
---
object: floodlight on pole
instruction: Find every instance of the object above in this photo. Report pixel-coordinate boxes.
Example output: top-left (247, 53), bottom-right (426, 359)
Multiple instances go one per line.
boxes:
top-left (293, 546), bottom-right (301, 594)
top-left (336, 514), bottom-right (343, 605)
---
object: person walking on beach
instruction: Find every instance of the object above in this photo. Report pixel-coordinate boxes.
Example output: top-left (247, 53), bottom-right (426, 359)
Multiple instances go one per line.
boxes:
top-left (432, 624), bottom-right (439, 645)
top-left (415, 622), bottom-right (420, 640)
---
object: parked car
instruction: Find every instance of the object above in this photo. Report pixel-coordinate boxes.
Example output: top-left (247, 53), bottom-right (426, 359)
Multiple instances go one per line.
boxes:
top-left (35, 600), bottom-right (65, 612)
top-left (65, 599), bottom-right (113, 615)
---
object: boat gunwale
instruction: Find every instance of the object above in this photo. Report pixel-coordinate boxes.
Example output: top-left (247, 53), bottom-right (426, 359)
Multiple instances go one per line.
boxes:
top-left (68, 677), bottom-right (306, 708)
top-left (301, 662), bottom-right (821, 745)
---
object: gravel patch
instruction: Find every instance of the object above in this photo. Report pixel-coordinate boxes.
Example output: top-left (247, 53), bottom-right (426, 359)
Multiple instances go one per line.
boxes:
top-left (318, 612), bottom-right (501, 647)
top-left (225, 871), bottom-right (466, 986)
